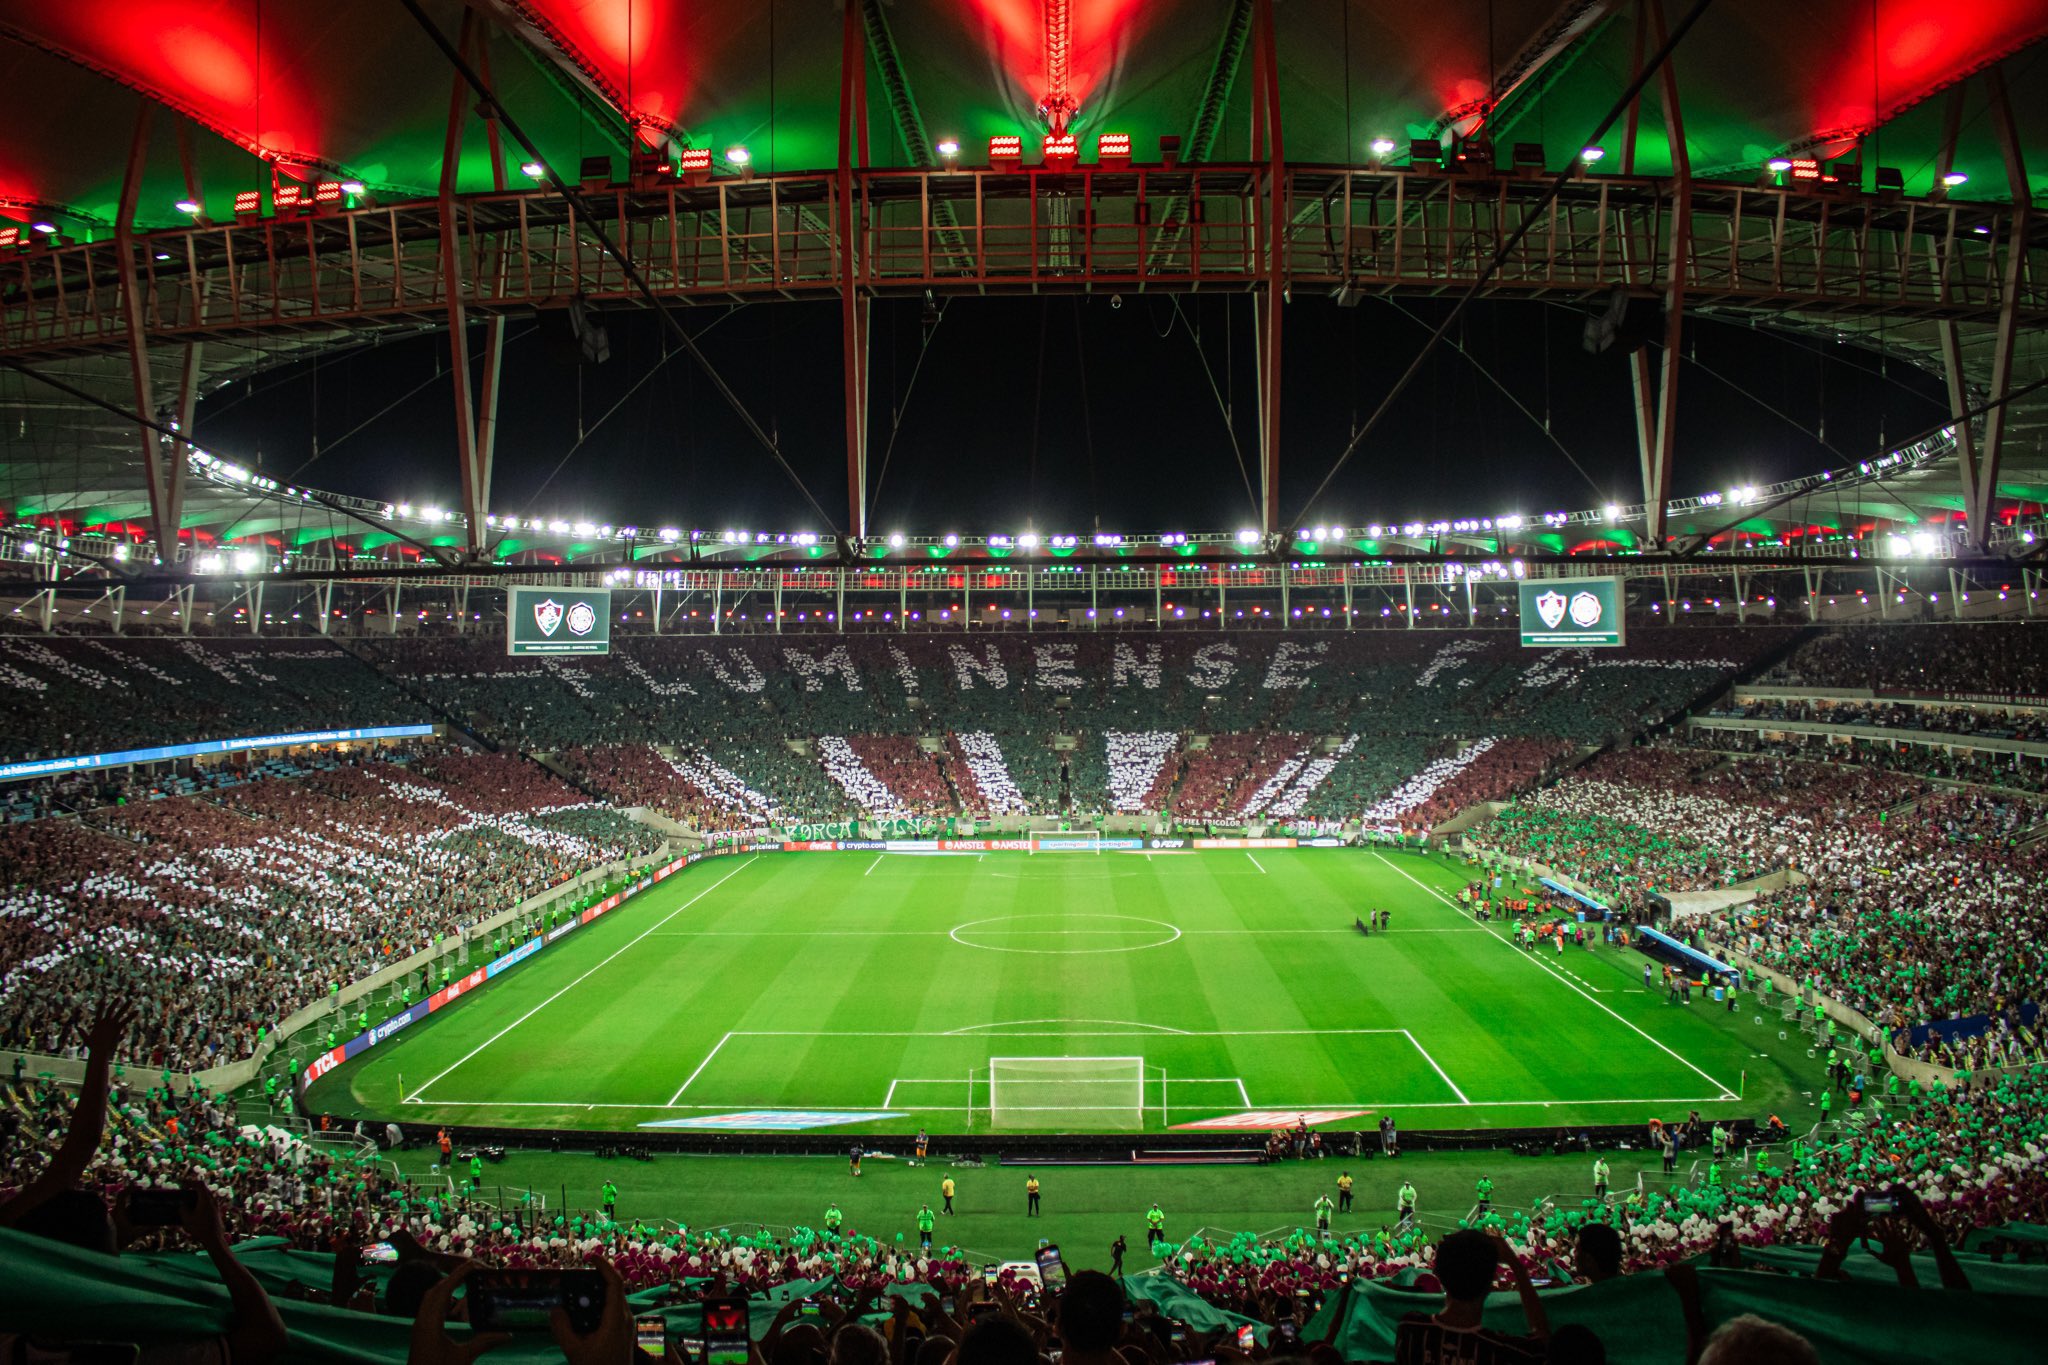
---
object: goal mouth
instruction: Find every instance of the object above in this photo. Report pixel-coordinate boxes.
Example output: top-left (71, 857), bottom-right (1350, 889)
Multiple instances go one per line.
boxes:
top-left (988, 1055), bottom-right (1146, 1130)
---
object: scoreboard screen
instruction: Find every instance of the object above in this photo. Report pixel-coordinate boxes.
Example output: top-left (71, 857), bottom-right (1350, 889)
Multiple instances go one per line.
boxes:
top-left (1517, 577), bottom-right (1625, 648)
top-left (507, 585), bottom-right (613, 656)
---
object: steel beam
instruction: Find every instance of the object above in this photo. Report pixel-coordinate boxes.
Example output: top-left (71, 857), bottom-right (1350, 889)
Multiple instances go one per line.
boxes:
top-left (839, 0), bottom-right (872, 542)
top-left (1632, 0), bottom-right (1689, 547)
top-left (112, 103), bottom-right (183, 565)
top-left (1970, 64), bottom-right (2033, 549)
top-left (1251, 0), bottom-right (1285, 535)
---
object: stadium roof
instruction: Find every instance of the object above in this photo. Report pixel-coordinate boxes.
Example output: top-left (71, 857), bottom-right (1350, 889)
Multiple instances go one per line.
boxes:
top-left (1, 0), bottom-right (2045, 575)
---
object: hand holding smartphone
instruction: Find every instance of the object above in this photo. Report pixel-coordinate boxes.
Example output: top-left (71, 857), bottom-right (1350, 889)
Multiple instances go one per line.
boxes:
top-left (467, 1269), bottom-right (608, 1335)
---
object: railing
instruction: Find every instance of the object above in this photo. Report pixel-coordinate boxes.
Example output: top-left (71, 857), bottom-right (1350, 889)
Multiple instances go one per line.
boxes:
top-left (4, 167), bottom-right (2040, 358)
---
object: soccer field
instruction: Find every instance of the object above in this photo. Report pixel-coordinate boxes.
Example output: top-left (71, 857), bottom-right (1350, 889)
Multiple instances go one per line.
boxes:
top-left (313, 848), bottom-right (1805, 1135)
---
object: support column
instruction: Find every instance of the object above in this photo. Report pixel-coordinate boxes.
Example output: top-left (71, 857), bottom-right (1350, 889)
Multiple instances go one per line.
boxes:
top-left (712, 578), bottom-right (723, 634)
top-left (837, 0), bottom-right (873, 542)
top-left (1404, 576), bottom-right (1415, 629)
top-left (1625, 0), bottom-right (1689, 549)
top-left (1965, 64), bottom-right (2032, 550)
top-left (1343, 575), bottom-right (1354, 629)
top-left (1805, 567), bottom-right (1818, 623)
top-left (114, 103), bottom-right (182, 561)
top-left (316, 580), bottom-right (334, 635)
top-left (437, 12), bottom-right (504, 563)
top-left (1250, 0), bottom-right (1285, 535)
top-left (774, 576), bottom-right (783, 633)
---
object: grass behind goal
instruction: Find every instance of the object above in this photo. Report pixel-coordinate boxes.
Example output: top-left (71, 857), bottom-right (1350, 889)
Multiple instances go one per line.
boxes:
top-left (313, 848), bottom-right (1813, 1135)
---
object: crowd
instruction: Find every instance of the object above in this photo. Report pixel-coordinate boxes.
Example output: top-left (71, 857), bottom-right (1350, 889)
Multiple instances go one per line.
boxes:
top-left (1172, 733), bottom-right (1312, 823)
top-left (0, 636), bottom-right (419, 764)
top-left (1710, 695), bottom-right (2048, 742)
top-left (0, 743), bottom-right (662, 1072)
top-left (1479, 742), bottom-right (2048, 1046)
top-left (3, 1003), bottom-right (2041, 1365)
top-left (347, 630), bottom-right (1766, 826)
top-left (1762, 623), bottom-right (2048, 695)
top-left (1692, 728), bottom-right (2048, 793)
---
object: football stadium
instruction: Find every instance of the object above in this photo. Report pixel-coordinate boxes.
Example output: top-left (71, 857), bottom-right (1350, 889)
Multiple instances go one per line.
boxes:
top-left (3, 2), bottom-right (2048, 1363)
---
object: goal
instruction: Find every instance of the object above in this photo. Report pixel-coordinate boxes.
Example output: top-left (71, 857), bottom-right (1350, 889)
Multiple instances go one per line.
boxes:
top-left (988, 1056), bottom-right (1145, 1129)
top-left (1029, 829), bottom-right (1104, 854)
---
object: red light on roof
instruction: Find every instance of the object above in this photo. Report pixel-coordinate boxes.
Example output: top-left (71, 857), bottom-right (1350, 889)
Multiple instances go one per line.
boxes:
top-left (1096, 133), bottom-right (1131, 159)
top-left (313, 181), bottom-right (342, 203)
top-left (1787, 158), bottom-right (1833, 183)
top-left (233, 190), bottom-right (262, 214)
top-left (678, 148), bottom-right (712, 173)
top-left (989, 135), bottom-right (1023, 161)
top-left (274, 184), bottom-right (303, 209)
top-left (0, 228), bottom-right (16, 249)
top-left (1043, 134), bottom-right (1078, 163)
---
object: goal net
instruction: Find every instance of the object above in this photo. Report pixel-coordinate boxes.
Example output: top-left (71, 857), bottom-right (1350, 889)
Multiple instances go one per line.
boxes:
top-left (1029, 830), bottom-right (1104, 853)
top-left (988, 1056), bottom-right (1145, 1129)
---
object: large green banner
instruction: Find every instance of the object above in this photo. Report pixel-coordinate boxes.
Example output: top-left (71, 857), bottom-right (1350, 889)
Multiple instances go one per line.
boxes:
top-left (1518, 576), bottom-right (1625, 648)
top-left (507, 585), bottom-right (613, 656)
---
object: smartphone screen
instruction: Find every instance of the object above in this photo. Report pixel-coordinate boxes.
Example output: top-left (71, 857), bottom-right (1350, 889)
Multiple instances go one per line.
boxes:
top-left (1035, 1245), bottom-right (1068, 1293)
top-left (940, 1297), bottom-right (956, 1316)
top-left (701, 1296), bottom-right (749, 1365)
top-left (1236, 1327), bottom-right (1257, 1351)
top-left (637, 1317), bottom-right (668, 1359)
top-left (798, 1300), bottom-right (824, 1320)
top-left (1862, 1194), bottom-right (1896, 1215)
top-left (470, 1269), bottom-right (607, 1334)
top-left (127, 1188), bottom-right (193, 1227)
top-left (361, 1242), bottom-right (400, 1265)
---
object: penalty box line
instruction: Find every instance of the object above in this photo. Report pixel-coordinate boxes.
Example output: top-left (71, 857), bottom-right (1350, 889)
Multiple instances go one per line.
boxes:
top-left (406, 856), bottom-right (759, 1106)
top-left (1371, 852), bottom-right (1740, 1101)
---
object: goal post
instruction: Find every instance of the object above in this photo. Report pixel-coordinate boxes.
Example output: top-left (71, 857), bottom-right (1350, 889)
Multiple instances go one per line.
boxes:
top-left (1029, 830), bottom-right (1103, 854)
top-left (987, 1056), bottom-right (1145, 1129)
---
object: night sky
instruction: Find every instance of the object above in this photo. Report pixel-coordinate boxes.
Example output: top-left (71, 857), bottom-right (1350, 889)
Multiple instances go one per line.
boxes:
top-left (191, 294), bottom-right (1953, 540)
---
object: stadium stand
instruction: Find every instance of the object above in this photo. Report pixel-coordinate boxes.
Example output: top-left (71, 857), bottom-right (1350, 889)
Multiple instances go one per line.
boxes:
top-left (0, 745), bottom-right (661, 1072)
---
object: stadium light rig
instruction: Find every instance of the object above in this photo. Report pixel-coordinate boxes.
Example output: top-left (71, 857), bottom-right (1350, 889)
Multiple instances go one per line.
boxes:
top-left (1095, 133), bottom-right (1131, 168)
top-left (989, 135), bottom-right (1023, 169)
top-left (1037, 0), bottom-right (1076, 136)
top-left (1043, 134), bottom-right (1079, 167)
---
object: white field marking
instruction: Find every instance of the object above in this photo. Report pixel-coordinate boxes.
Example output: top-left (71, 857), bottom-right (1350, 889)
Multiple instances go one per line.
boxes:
top-left (713, 1027), bottom-right (1408, 1037)
top-left (667, 1030), bottom-right (736, 1105)
top-left (950, 914), bottom-right (1182, 955)
top-left (883, 1079), bottom-right (898, 1107)
top-left (944, 1017), bottom-right (1191, 1035)
top-left (1235, 1079), bottom-right (1252, 1106)
top-left (407, 856), bottom-right (758, 1102)
top-left (644, 927), bottom-right (1366, 938)
top-left (1247, 853), bottom-right (1266, 873)
top-left (404, 1092), bottom-right (1735, 1113)
top-left (865, 854), bottom-right (883, 876)
top-left (1371, 852), bottom-right (1739, 1099)
top-left (1400, 1028), bottom-right (1471, 1104)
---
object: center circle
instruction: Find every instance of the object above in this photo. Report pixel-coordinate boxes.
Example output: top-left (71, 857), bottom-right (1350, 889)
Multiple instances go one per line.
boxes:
top-left (949, 913), bottom-right (1183, 955)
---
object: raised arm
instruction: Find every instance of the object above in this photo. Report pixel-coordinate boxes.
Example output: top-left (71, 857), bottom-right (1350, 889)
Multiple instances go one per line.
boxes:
top-left (1488, 1232), bottom-right (1549, 1341)
top-left (0, 1000), bottom-right (134, 1228)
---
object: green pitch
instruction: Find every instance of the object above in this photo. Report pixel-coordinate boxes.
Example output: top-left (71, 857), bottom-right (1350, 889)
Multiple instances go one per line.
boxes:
top-left (311, 848), bottom-right (1810, 1135)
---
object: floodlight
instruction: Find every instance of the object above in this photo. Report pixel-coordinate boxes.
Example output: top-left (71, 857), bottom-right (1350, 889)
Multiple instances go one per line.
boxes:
top-left (30, 221), bottom-right (56, 234)
top-left (521, 161), bottom-right (545, 178)
top-left (936, 139), bottom-right (960, 158)
top-left (726, 146), bottom-right (751, 167)
top-left (1370, 138), bottom-right (1396, 158)
top-left (174, 199), bottom-right (201, 214)
top-left (888, 532), bottom-right (907, 548)
top-left (1766, 158), bottom-right (1793, 173)
top-left (1579, 147), bottom-right (1605, 163)
top-left (1942, 172), bottom-right (1968, 187)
